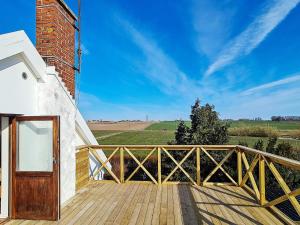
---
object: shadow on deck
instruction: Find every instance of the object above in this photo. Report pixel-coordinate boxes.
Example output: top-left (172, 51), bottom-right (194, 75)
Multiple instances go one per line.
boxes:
top-left (6, 182), bottom-right (284, 225)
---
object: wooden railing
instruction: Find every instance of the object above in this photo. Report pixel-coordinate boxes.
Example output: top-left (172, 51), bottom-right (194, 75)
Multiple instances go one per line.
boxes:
top-left (77, 144), bottom-right (300, 221)
top-left (237, 145), bottom-right (300, 222)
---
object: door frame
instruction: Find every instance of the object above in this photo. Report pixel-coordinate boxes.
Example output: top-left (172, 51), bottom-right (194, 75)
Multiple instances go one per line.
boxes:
top-left (0, 116), bottom-right (13, 219)
top-left (11, 116), bottom-right (60, 220)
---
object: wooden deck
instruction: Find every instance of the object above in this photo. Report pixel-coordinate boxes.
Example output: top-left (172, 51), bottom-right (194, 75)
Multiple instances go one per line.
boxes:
top-left (6, 182), bottom-right (285, 225)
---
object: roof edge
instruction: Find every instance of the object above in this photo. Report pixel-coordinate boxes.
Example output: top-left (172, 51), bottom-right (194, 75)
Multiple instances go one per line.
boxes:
top-left (0, 30), bottom-right (47, 82)
top-left (58, 0), bottom-right (78, 21)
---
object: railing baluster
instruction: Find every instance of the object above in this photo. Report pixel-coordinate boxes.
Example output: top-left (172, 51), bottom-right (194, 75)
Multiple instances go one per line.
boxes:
top-left (196, 147), bottom-right (201, 186)
top-left (158, 147), bottom-right (161, 185)
top-left (259, 155), bottom-right (265, 205)
top-left (120, 147), bottom-right (124, 183)
top-left (237, 148), bottom-right (242, 186)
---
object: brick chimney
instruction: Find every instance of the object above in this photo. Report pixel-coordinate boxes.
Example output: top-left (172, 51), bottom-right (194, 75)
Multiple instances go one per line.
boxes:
top-left (36, 0), bottom-right (77, 97)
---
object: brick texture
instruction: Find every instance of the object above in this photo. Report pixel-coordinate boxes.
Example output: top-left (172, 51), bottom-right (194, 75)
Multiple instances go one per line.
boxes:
top-left (36, 0), bottom-right (76, 97)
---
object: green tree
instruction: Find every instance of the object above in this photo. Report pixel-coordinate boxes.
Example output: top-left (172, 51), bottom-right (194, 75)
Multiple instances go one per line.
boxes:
top-left (238, 141), bottom-right (248, 147)
top-left (253, 139), bottom-right (264, 151)
top-left (174, 120), bottom-right (189, 144)
top-left (188, 99), bottom-right (229, 144)
top-left (265, 142), bottom-right (300, 192)
top-left (165, 99), bottom-right (230, 182)
top-left (266, 136), bottom-right (277, 153)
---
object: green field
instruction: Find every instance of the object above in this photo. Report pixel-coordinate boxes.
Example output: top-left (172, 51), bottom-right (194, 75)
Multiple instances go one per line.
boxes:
top-left (93, 130), bottom-right (123, 138)
top-left (98, 130), bottom-right (174, 145)
top-left (145, 121), bottom-right (189, 131)
top-left (93, 130), bottom-right (300, 149)
top-left (228, 120), bottom-right (300, 130)
top-left (229, 136), bottom-right (300, 148)
top-left (146, 120), bottom-right (300, 131)
top-left (93, 120), bottom-right (300, 152)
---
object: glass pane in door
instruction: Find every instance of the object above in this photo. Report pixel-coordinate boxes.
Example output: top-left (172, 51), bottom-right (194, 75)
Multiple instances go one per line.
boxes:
top-left (17, 120), bottom-right (53, 171)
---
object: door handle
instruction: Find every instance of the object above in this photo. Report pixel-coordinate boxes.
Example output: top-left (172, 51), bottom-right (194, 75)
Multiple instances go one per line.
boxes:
top-left (53, 158), bottom-right (57, 164)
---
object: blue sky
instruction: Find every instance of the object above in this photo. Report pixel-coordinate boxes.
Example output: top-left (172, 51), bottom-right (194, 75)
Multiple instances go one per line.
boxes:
top-left (1, 0), bottom-right (300, 120)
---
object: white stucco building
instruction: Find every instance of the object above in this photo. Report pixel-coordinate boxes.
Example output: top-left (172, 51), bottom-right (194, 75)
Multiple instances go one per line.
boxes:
top-left (0, 0), bottom-right (106, 221)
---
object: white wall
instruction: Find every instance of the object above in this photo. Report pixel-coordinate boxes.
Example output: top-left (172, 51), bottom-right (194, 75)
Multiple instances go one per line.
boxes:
top-left (0, 55), bottom-right (37, 115)
top-left (37, 70), bottom-right (76, 204)
top-left (0, 117), bottom-right (9, 218)
top-left (0, 53), bottom-right (77, 203)
top-left (75, 131), bottom-right (87, 146)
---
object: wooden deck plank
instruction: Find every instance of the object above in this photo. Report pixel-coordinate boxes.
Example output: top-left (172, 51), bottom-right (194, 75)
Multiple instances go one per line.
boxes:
top-left (79, 184), bottom-right (120, 225)
top-left (143, 185), bottom-right (157, 225)
top-left (114, 185), bottom-right (139, 224)
top-left (201, 186), bottom-right (229, 225)
top-left (104, 184), bottom-right (133, 225)
top-left (190, 185), bottom-right (213, 225)
top-left (135, 184), bottom-right (153, 225)
top-left (86, 184), bottom-right (122, 225)
top-left (117, 184), bottom-right (143, 225)
top-left (166, 185), bottom-right (175, 225)
top-left (59, 183), bottom-right (108, 224)
top-left (209, 186), bottom-right (254, 225)
top-left (151, 185), bottom-right (162, 225)
top-left (172, 185), bottom-right (183, 225)
top-left (205, 186), bottom-right (240, 225)
top-left (6, 183), bottom-right (287, 225)
top-left (182, 184), bottom-right (199, 225)
top-left (91, 183), bottom-right (135, 225)
top-left (223, 186), bottom-right (266, 225)
top-left (226, 186), bottom-right (284, 225)
top-left (60, 183), bottom-right (111, 225)
top-left (196, 185), bottom-right (222, 225)
top-left (234, 186), bottom-right (285, 224)
top-left (159, 185), bottom-right (168, 225)
top-left (127, 185), bottom-right (146, 225)
top-left (61, 183), bottom-right (104, 215)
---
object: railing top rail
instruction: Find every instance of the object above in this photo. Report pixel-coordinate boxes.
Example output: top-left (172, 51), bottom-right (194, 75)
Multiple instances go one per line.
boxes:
top-left (76, 144), bottom-right (300, 170)
top-left (237, 145), bottom-right (300, 170)
top-left (76, 144), bottom-right (237, 150)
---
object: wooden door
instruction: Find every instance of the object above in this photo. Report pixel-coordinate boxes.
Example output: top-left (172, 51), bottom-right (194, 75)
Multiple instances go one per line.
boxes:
top-left (11, 116), bottom-right (60, 220)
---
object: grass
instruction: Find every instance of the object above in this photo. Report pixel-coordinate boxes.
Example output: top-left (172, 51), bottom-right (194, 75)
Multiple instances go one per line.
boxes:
top-left (228, 120), bottom-right (300, 130)
top-left (92, 130), bottom-right (122, 138)
top-left (228, 126), bottom-right (279, 137)
top-left (146, 121), bottom-right (191, 131)
top-left (92, 120), bottom-right (300, 157)
top-left (93, 130), bottom-right (300, 149)
top-left (229, 136), bottom-right (300, 149)
top-left (96, 130), bottom-right (175, 145)
top-left (146, 120), bottom-right (300, 131)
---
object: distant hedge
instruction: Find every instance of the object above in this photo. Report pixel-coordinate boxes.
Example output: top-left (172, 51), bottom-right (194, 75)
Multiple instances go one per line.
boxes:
top-left (290, 130), bottom-right (300, 139)
top-left (229, 126), bottom-right (279, 137)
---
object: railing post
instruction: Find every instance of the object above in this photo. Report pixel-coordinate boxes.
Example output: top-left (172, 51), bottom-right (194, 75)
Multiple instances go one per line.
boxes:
top-left (120, 147), bottom-right (124, 183)
top-left (259, 154), bottom-right (265, 205)
top-left (196, 147), bottom-right (201, 186)
top-left (237, 147), bottom-right (242, 186)
top-left (158, 147), bottom-right (161, 185)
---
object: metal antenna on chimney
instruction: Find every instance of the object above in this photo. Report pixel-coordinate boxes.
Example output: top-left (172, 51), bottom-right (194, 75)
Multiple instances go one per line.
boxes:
top-left (77, 0), bottom-right (82, 73)
top-left (75, 0), bottom-right (82, 109)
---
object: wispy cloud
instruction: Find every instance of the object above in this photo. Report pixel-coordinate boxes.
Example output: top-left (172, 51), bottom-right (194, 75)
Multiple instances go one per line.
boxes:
top-left (221, 87), bottom-right (300, 119)
top-left (80, 44), bottom-right (90, 55)
top-left (241, 73), bottom-right (300, 96)
top-left (116, 17), bottom-right (199, 97)
top-left (77, 4), bottom-right (300, 120)
top-left (205, 0), bottom-right (300, 77)
top-left (78, 92), bottom-right (189, 120)
top-left (192, 0), bottom-right (236, 57)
